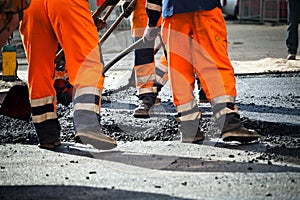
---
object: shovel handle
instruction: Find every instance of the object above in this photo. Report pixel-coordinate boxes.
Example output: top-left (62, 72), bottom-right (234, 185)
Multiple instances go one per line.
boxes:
top-left (102, 4), bottom-right (116, 21)
top-left (103, 37), bottom-right (143, 75)
top-left (92, 1), bottom-right (109, 20)
top-left (103, 27), bottom-right (164, 75)
top-left (99, 0), bottom-right (137, 45)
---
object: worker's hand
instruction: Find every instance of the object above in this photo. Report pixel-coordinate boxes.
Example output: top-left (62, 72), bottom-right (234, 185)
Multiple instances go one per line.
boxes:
top-left (143, 25), bottom-right (160, 42)
top-left (0, 13), bottom-right (20, 48)
top-left (95, 18), bottom-right (107, 31)
top-left (121, 0), bottom-right (135, 18)
top-left (54, 79), bottom-right (73, 107)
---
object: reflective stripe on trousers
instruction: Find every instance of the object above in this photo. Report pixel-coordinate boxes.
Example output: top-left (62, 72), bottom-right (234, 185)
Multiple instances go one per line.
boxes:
top-left (161, 7), bottom-right (237, 106)
top-left (73, 87), bottom-right (102, 131)
top-left (131, 0), bottom-right (167, 96)
top-left (20, 0), bottom-right (105, 133)
top-left (31, 95), bottom-right (57, 124)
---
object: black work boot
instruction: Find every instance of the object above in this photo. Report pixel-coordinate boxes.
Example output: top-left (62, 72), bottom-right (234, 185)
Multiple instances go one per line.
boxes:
top-left (133, 93), bottom-right (157, 118)
top-left (75, 129), bottom-right (117, 150)
top-left (213, 102), bottom-right (260, 143)
top-left (34, 119), bottom-right (62, 149)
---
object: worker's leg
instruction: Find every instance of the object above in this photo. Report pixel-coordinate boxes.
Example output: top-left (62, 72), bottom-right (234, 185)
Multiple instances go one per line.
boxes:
top-left (131, 1), bottom-right (158, 117)
top-left (47, 0), bottom-right (116, 149)
top-left (192, 8), bottom-right (259, 142)
top-left (155, 53), bottom-right (168, 93)
top-left (19, 0), bottom-right (61, 148)
top-left (162, 13), bottom-right (203, 143)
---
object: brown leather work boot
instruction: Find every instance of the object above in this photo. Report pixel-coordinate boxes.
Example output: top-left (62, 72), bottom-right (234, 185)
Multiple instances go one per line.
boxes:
top-left (133, 102), bottom-right (152, 118)
top-left (221, 127), bottom-right (259, 143)
top-left (133, 92), bottom-right (157, 118)
top-left (213, 102), bottom-right (260, 143)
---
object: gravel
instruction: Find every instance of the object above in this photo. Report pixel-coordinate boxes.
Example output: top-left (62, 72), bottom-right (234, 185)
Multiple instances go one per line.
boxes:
top-left (0, 76), bottom-right (299, 165)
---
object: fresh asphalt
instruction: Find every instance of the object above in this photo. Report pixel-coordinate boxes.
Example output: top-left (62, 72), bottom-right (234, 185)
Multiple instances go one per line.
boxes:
top-left (0, 23), bottom-right (300, 199)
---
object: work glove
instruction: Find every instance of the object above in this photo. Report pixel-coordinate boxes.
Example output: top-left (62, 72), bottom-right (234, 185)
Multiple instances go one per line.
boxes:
top-left (143, 25), bottom-right (160, 42)
top-left (54, 79), bottom-right (73, 107)
top-left (94, 17), bottom-right (107, 31)
top-left (121, 0), bottom-right (136, 18)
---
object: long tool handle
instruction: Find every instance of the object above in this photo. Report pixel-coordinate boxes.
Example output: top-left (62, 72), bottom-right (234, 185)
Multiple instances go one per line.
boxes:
top-left (158, 34), bottom-right (167, 60)
top-left (99, 0), bottom-right (137, 45)
top-left (103, 28), bottom-right (164, 75)
top-left (103, 37), bottom-right (143, 75)
top-left (102, 4), bottom-right (116, 21)
top-left (91, 1), bottom-right (109, 19)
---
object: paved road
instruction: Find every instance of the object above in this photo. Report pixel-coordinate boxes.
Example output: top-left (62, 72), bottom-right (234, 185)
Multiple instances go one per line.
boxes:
top-left (1, 23), bottom-right (300, 200)
top-left (236, 73), bottom-right (300, 125)
top-left (1, 141), bottom-right (299, 200)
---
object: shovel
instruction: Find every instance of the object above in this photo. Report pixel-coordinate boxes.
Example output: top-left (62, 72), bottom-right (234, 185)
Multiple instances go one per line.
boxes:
top-left (0, 84), bottom-right (31, 121)
top-left (101, 33), bottom-right (165, 96)
top-left (103, 29), bottom-right (164, 75)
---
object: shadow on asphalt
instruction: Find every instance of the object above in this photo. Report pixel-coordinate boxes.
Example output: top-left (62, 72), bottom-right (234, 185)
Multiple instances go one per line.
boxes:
top-left (0, 185), bottom-right (188, 200)
top-left (51, 143), bottom-right (300, 173)
top-left (237, 103), bottom-right (300, 118)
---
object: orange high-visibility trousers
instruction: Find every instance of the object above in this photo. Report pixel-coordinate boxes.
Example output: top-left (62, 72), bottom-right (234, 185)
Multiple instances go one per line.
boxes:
top-left (20, 0), bottom-right (104, 125)
top-left (161, 7), bottom-right (236, 107)
top-left (130, 0), bottom-right (167, 96)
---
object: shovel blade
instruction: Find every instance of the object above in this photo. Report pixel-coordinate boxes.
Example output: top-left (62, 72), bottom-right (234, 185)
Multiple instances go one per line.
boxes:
top-left (0, 85), bottom-right (31, 121)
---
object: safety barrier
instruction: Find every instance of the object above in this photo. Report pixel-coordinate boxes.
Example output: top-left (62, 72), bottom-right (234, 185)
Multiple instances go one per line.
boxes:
top-left (239, 0), bottom-right (287, 23)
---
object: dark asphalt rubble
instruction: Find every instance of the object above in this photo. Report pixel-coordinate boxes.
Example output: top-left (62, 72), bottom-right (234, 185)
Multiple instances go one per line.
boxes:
top-left (0, 78), bottom-right (299, 165)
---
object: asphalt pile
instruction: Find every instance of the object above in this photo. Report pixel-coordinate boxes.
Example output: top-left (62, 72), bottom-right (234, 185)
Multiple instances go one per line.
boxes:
top-left (0, 80), bottom-right (299, 165)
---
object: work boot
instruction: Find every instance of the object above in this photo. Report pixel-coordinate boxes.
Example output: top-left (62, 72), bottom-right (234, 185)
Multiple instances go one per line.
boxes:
top-left (221, 127), bottom-right (259, 143)
top-left (74, 112), bottom-right (117, 150)
top-left (133, 102), bottom-right (152, 118)
top-left (35, 119), bottom-right (62, 150)
top-left (213, 102), bottom-right (260, 143)
top-left (181, 129), bottom-right (205, 143)
top-left (133, 92), bottom-right (157, 118)
top-left (39, 137), bottom-right (62, 150)
top-left (181, 127), bottom-right (205, 143)
top-left (287, 54), bottom-right (296, 60)
top-left (74, 129), bottom-right (117, 150)
top-left (180, 117), bottom-right (205, 143)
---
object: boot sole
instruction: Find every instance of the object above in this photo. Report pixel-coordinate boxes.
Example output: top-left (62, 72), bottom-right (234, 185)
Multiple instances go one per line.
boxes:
top-left (133, 113), bottom-right (150, 118)
top-left (133, 109), bottom-right (150, 118)
top-left (75, 132), bottom-right (117, 150)
top-left (222, 132), bottom-right (259, 143)
top-left (39, 138), bottom-right (62, 150)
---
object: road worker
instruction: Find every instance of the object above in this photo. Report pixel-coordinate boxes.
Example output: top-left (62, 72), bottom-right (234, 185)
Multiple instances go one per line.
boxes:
top-left (128, 0), bottom-right (168, 118)
top-left (19, 0), bottom-right (117, 150)
top-left (143, 0), bottom-right (260, 143)
top-left (0, 0), bottom-right (30, 48)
